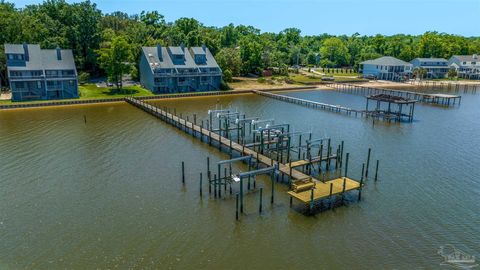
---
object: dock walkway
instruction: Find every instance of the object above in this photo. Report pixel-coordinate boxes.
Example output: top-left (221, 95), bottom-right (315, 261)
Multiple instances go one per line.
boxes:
top-left (253, 90), bottom-right (364, 116)
top-left (328, 83), bottom-right (461, 106)
top-left (125, 97), bottom-right (360, 204)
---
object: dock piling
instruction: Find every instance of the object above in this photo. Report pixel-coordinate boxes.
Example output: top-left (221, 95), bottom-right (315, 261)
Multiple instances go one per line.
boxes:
top-left (259, 187), bottom-right (263, 213)
top-left (181, 161), bottom-right (185, 184)
top-left (365, 148), bottom-right (371, 178)
top-left (236, 193), bottom-right (239, 221)
top-left (200, 172), bottom-right (203, 197)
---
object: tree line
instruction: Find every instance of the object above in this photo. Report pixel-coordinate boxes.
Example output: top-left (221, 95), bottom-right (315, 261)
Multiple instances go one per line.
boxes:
top-left (1, 0), bottom-right (479, 86)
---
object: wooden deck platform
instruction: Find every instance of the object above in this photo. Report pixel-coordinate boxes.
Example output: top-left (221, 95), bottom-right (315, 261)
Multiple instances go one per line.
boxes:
top-left (289, 155), bottom-right (337, 168)
top-left (287, 177), bottom-right (361, 203)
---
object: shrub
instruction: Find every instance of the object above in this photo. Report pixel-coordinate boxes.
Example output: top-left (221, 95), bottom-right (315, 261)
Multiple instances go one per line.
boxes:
top-left (223, 69), bottom-right (233, 82)
top-left (78, 72), bottom-right (90, 85)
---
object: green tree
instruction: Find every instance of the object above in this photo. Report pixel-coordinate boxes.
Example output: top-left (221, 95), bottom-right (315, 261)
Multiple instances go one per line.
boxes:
top-left (215, 48), bottom-right (242, 77)
top-left (448, 68), bottom-right (457, 79)
top-left (320, 37), bottom-right (350, 67)
top-left (223, 69), bottom-right (233, 82)
top-left (97, 35), bottom-right (132, 91)
top-left (413, 67), bottom-right (427, 80)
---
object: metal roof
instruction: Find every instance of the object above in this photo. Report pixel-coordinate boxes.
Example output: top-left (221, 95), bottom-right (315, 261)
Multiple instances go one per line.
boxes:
top-left (5, 44), bottom-right (77, 71)
top-left (367, 94), bottom-right (417, 104)
top-left (191, 47), bottom-right (206, 55)
top-left (142, 45), bottom-right (220, 73)
top-left (169, 46), bottom-right (184, 55)
top-left (361, 56), bottom-right (412, 66)
top-left (450, 55), bottom-right (479, 62)
top-left (411, 58), bottom-right (448, 62)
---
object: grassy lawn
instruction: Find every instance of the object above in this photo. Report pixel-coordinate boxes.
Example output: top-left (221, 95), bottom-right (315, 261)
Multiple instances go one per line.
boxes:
top-left (79, 84), bottom-right (154, 98)
top-left (289, 74), bottom-right (323, 84)
top-left (228, 76), bottom-right (295, 90)
top-left (289, 73), bottom-right (367, 84)
top-left (0, 84), bottom-right (154, 105)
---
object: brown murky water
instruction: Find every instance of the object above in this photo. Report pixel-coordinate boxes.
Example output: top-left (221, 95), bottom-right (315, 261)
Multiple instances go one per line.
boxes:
top-left (0, 90), bottom-right (479, 269)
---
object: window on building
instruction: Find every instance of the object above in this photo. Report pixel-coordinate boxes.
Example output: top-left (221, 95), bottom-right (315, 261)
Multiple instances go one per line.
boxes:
top-left (37, 81), bottom-right (42, 89)
top-left (8, 54), bottom-right (14, 60)
top-left (14, 82), bottom-right (25, 89)
top-left (31, 71), bottom-right (43, 77)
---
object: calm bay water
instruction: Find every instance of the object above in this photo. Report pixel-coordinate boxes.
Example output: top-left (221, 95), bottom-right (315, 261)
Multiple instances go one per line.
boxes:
top-left (0, 89), bottom-right (479, 269)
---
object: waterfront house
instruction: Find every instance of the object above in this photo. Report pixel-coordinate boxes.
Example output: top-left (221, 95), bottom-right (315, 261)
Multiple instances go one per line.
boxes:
top-left (410, 58), bottom-right (449, 79)
top-left (4, 43), bottom-right (78, 102)
top-left (360, 56), bottom-right (412, 81)
top-left (448, 55), bottom-right (480, 80)
top-left (139, 44), bottom-right (222, 93)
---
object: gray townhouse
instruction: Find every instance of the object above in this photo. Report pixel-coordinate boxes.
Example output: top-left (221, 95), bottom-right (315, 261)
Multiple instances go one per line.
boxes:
top-left (140, 44), bottom-right (222, 93)
top-left (360, 56), bottom-right (412, 81)
top-left (5, 43), bottom-right (78, 102)
top-left (410, 57), bottom-right (449, 79)
top-left (448, 55), bottom-right (480, 80)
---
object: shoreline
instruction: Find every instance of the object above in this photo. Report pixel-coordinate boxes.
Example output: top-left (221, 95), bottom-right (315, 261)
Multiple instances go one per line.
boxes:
top-left (0, 86), bottom-right (317, 110)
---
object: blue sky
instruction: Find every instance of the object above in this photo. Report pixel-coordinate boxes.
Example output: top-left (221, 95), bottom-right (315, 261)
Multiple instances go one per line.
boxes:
top-left (14, 0), bottom-right (480, 36)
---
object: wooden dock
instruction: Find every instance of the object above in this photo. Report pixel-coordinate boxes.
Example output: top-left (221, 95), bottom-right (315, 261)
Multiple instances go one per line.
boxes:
top-left (253, 90), bottom-right (364, 116)
top-left (124, 97), bottom-right (362, 206)
top-left (328, 83), bottom-right (461, 106)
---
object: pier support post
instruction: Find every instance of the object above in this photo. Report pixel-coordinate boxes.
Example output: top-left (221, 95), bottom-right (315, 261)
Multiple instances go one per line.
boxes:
top-left (365, 148), bottom-right (371, 178)
top-left (270, 172), bottom-right (275, 204)
top-left (259, 188), bottom-right (263, 213)
top-left (344, 153), bottom-right (349, 178)
top-left (181, 161), bottom-right (185, 184)
top-left (236, 193), bottom-right (239, 221)
top-left (200, 172), bottom-right (203, 197)
top-left (240, 177), bottom-right (244, 213)
top-left (358, 163), bottom-right (365, 201)
top-left (375, 160), bottom-right (379, 182)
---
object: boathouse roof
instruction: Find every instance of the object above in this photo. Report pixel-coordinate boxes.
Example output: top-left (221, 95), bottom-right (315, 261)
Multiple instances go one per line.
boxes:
top-left (367, 94), bottom-right (417, 104)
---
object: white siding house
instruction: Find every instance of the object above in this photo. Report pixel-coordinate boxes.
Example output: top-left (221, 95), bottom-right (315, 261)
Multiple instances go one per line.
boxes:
top-left (448, 55), bottom-right (480, 80)
top-left (360, 56), bottom-right (412, 81)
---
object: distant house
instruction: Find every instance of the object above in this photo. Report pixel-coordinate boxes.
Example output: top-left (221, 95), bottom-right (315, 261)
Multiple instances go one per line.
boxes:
top-left (360, 56), bottom-right (412, 81)
top-left (448, 55), bottom-right (480, 80)
top-left (410, 58), bottom-right (449, 79)
top-left (139, 44), bottom-right (222, 93)
top-left (4, 43), bottom-right (78, 102)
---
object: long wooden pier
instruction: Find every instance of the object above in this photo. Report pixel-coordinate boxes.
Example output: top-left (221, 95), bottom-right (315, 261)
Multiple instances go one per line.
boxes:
top-left (124, 97), bottom-right (361, 208)
top-left (253, 90), bottom-right (365, 117)
top-left (328, 83), bottom-right (461, 106)
top-left (405, 80), bottom-right (479, 94)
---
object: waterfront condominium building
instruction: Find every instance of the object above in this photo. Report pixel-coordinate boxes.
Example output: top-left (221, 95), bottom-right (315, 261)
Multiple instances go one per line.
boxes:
top-left (360, 56), bottom-right (413, 81)
top-left (139, 44), bottom-right (222, 93)
top-left (410, 58), bottom-right (450, 79)
top-left (448, 55), bottom-right (480, 80)
top-left (4, 43), bottom-right (79, 102)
